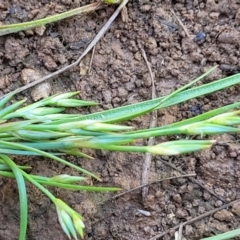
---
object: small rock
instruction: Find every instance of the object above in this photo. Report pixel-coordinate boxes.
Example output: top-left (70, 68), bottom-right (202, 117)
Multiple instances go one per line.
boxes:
top-left (190, 51), bottom-right (203, 62)
top-left (134, 52), bottom-right (142, 61)
top-left (172, 194), bottom-right (182, 204)
top-left (218, 30), bottom-right (239, 44)
top-left (203, 191), bottom-right (211, 200)
top-left (144, 37), bottom-right (158, 55)
top-left (198, 206), bottom-right (206, 214)
top-left (175, 208), bottom-right (188, 219)
top-left (181, 37), bottom-right (198, 53)
top-left (38, 53), bottom-right (58, 71)
top-left (93, 54), bottom-right (107, 69)
top-left (0, 76), bottom-right (9, 89)
top-left (35, 25), bottom-right (46, 36)
top-left (143, 226), bottom-right (154, 235)
top-left (140, 4), bottom-right (151, 12)
top-left (102, 90), bottom-right (112, 103)
top-left (192, 199), bottom-right (200, 207)
top-left (231, 202), bottom-right (240, 217)
top-left (214, 188), bottom-right (225, 197)
top-left (21, 68), bottom-right (42, 85)
top-left (143, 72), bottom-right (152, 87)
top-left (195, 31), bottom-right (206, 42)
top-left (185, 225), bottom-right (194, 236)
top-left (209, 219), bottom-right (229, 232)
top-left (229, 151), bottom-right (237, 158)
top-left (118, 87), bottom-right (128, 98)
top-left (215, 200), bottom-right (223, 207)
top-left (209, 12), bottom-right (219, 20)
top-left (214, 209), bottom-right (234, 222)
top-left (235, 8), bottom-right (240, 20)
top-left (137, 209), bottom-right (151, 217)
top-left (31, 82), bottom-right (52, 101)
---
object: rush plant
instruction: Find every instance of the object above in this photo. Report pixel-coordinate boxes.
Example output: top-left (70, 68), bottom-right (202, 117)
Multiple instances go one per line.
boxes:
top-left (1, 67), bottom-right (240, 239)
top-left (1, 1), bottom-right (240, 239)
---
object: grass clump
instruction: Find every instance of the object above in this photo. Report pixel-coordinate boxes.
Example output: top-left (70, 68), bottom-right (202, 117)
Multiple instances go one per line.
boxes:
top-left (1, 68), bottom-right (240, 239)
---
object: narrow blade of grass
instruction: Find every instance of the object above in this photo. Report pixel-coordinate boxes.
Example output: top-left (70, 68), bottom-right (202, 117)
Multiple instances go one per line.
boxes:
top-left (0, 3), bottom-right (99, 36)
top-left (45, 68), bottom-right (240, 124)
top-left (201, 228), bottom-right (240, 240)
top-left (0, 140), bottom-right (101, 181)
top-left (1, 154), bottom-right (28, 240)
top-left (0, 170), bottom-right (120, 192)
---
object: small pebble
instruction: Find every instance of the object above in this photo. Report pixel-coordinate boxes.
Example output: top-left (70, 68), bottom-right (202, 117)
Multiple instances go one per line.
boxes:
top-left (195, 31), bottom-right (206, 41)
top-left (231, 202), bottom-right (240, 217)
top-left (21, 68), bottom-right (42, 85)
top-left (35, 25), bottom-right (46, 36)
top-left (31, 82), bottom-right (52, 101)
top-left (214, 209), bottom-right (234, 222)
top-left (175, 208), bottom-right (188, 218)
top-left (137, 209), bottom-right (151, 217)
top-left (218, 30), bottom-right (239, 44)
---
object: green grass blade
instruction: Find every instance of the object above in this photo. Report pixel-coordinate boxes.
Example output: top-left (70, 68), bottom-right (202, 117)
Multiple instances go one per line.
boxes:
top-left (0, 3), bottom-right (99, 36)
top-left (0, 120), bottom-right (34, 132)
top-left (46, 69), bottom-right (240, 124)
top-left (88, 71), bottom-right (240, 122)
top-left (14, 130), bottom-right (71, 140)
top-left (0, 170), bottom-right (120, 192)
top-left (155, 66), bottom-right (218, 108)
top-left (67, 140), bottom-right (213, 155)
top-left (0, 140), bottom-right (101, 181)
top-left (0, 154), bottom-right (28, 240)
top-left (128, 102), bottom-right (240, 135)
top-left (45, 67), bottom-right (217, 125)
top-left (2, 92), bottom-right (75, 119)
top-left (33, 181), bottom-right (121, 192)
top-left (0, 90), bottom-right (17, 109)
top-left (201, 228), bottom-right (240, 240)
top-left (0, 99), bottom-right (26, 119)
top-left (0, 147), bottom-right (63, 156)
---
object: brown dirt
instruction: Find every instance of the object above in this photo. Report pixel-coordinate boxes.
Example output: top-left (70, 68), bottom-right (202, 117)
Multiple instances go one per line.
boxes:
top-left (1, 0), bottom-right (240, 239)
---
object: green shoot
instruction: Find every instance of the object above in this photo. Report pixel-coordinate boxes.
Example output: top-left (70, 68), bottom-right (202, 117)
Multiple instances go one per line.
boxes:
top-left (1, 155), bottom-right (28, 240)
top-left (1, 68), bottom-right (240, 239)
top-left (0, 3), bottom-right (99, 36)
top-left (0, 0), bottom-right (124, 37)
top-left (201, 228), bottom-right (240, 240)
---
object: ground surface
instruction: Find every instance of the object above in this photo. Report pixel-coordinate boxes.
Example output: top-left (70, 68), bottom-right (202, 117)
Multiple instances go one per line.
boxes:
top-left (0, 0), bottom-right (240, 239)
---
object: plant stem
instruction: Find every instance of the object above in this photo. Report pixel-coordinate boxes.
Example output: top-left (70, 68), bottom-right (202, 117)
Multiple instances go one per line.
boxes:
top-left (0, 140), bottom-right (101, 181)
top-left (0, 2), bottom-right (100, 36)
top-left (0, 155), bottom-right (28, 240)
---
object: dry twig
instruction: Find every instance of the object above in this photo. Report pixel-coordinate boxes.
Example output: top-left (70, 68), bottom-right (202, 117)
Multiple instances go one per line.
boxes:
top-left (88, 45), bottom-right (96, 74)
top-left (170, 9), bottom-right (190, 38)
top-left (149, 198), bottom-right (240, 240)
top-left (110, 173), bottom-right (196, 200)
top-left (158, 158), bottom-right (227, 203)
top-left (1, 0), bottom-right (129, 99)
top-left (137, 40), bottom-right (158, 200)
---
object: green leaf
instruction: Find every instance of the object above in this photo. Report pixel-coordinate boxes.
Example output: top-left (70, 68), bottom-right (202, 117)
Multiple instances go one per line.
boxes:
top-left (201, 228), bottom-right (240, 240)
top-left (0, 154), bottom-right (28, 240)
top-left (0, 3), bottom-right (99, 36)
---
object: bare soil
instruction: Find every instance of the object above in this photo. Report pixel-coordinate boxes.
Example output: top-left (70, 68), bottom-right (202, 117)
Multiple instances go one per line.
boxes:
top-left (1, 0), bottom-right (240, 239)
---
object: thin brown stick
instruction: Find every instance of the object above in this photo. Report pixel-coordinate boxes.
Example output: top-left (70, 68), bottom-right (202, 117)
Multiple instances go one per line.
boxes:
top-left (0, 0), bottom-right (129, 99)
top-left (159, 158), bottom-right (227, 203)
top-left (110, 173), bottom-right (196, 200)
top-left (170, 9), bottom-right (190, 38)
top-left (149, 198), bottom-right (240, 240)
top-left (88, 45), bottom-right (96, 74)
top-left (137, 40), bottom-right (157, 200)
